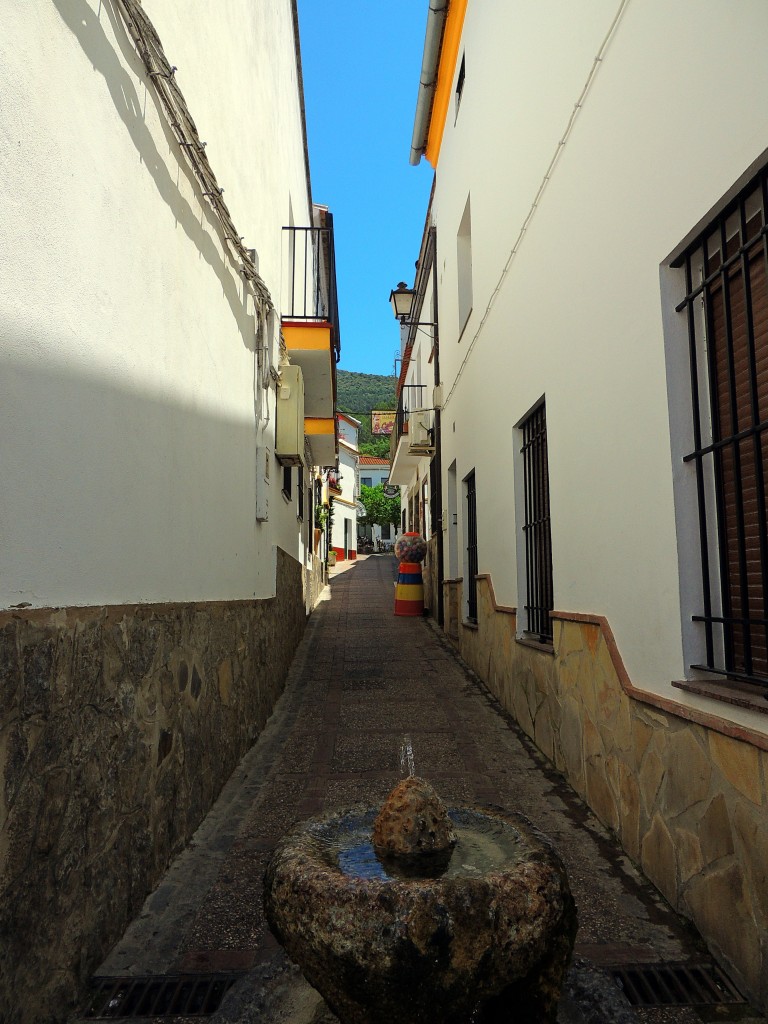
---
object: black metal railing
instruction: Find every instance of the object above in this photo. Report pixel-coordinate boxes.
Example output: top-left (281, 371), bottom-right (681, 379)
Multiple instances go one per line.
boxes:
top-left (391, 385), bottom-right (427, 457)
top-left (282, 221), bottom-right (341, 362)
top-left (521, 402), bottom-right (553, 641)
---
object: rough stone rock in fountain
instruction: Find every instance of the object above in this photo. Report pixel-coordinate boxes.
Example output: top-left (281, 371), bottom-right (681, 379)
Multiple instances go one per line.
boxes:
top-left (263, 783), bottom-right (577, 1024)
top-left (372, 776), bottom-right (457, 874)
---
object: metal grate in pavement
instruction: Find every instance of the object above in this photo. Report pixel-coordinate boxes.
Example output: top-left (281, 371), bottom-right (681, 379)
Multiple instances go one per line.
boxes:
top-left (610, 962), bottom-right (745, 1007)
top-left (83, 973), bottom-right (239, 1018)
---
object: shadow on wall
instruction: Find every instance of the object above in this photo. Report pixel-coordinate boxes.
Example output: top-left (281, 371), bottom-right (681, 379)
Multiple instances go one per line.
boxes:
top-left (0, 353), bottom-right (268, 605)
top-left (0, 353), bottom-right (312, 1023)
top-left (51, 0), bottom-right (257, 352)
top-left (0, 552), bottom-right (306, 1024)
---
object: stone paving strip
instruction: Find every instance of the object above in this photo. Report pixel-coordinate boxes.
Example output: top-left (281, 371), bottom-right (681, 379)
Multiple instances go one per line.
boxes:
top-left (74, 555), bottom-right (766, 1024)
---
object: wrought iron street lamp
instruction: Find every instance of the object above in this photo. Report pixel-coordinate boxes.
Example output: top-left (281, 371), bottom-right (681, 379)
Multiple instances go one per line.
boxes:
top-left (389, 282), bottom-right (416, 322)
top-left (389, 281), bottom-right (436, 328)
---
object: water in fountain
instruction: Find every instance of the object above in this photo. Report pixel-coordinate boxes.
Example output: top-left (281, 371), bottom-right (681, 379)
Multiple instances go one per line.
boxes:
top-left (333, 808), bottom-right (529, 881)
top-left (399, 733), bottom-right (416, 777)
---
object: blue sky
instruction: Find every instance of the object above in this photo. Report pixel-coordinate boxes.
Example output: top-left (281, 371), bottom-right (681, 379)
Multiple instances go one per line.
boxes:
top-left (297, 1), bottom-right (434, 377)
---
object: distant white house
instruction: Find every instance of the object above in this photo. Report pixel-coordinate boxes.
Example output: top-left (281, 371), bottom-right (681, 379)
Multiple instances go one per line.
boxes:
top-left (330, 412), bottom-right (360, 561)
top-left (358, 455), bottom-right (395, 549)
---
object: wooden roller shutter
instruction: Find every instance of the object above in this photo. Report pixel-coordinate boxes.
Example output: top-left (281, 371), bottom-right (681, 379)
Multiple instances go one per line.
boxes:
top-left (707, 211), bottom-right (768, 678)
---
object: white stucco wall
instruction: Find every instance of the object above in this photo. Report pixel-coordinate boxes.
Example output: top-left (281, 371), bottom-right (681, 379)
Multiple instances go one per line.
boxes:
top-left (359, 461), bottom-right (392, 546)
top-left (332, 439), bottom-right (359, 556)
top-left (1, 1), bottom-right (312, 607)
top-left (431, 0), bottom-right (768, 712)
top-left (359, 464), bottom-right (389, 488)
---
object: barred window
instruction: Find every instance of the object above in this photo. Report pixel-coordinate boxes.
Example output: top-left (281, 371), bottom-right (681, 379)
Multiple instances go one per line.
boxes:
top-left (675, 170), bottom-right (768, 687)
top-left (520, 403), bottom-right (553, 641)
top-left (465, 470), bottom-right (478, 622)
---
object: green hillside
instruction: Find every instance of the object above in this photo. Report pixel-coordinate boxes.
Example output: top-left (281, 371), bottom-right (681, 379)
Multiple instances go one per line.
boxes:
top-left (337, 370), bottom-right (396, 457)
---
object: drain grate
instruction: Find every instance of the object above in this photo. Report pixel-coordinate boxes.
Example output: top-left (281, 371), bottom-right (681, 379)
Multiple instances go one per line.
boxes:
top-left (83, 973), bottom-right (239, 1018)
top-left (610, 962), bottom-right (745, 1007)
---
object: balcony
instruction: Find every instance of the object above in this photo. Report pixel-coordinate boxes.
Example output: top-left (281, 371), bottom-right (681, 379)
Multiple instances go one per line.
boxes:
top-left (282, 209), bottom-right (340, 467)
top-left (389, 385), bottom-right (435, 485)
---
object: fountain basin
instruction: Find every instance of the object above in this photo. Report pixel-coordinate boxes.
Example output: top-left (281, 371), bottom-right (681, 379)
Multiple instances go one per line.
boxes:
top-left (263, 804), bottom-right (576, 1024)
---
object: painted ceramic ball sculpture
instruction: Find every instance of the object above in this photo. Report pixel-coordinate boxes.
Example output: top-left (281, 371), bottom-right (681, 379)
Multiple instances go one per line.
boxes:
top-left (394, 532), bottom-right (427, 563)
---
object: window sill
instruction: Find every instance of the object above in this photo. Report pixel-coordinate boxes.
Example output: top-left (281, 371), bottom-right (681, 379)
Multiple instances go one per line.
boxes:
top-left (462, 619), bottom-right (479, 631)
top-left (672, 678), bottom-right (768, 717)
top-left (281, 489), bottom-right (292, 503)
top-left (516, 634), bottom-right (555, 656)
top-left (457, 309), bottom-right (473, 344)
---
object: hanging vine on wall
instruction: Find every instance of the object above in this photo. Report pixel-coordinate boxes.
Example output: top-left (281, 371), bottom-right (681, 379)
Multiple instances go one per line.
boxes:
top-left (315, 503), bottom-right (329, 530)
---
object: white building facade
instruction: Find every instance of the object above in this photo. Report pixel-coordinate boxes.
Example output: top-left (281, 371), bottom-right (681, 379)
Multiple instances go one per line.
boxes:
top-left (390, 230), bottom-right (442, 615)
top-left (0, 3), bottom-right (338, 1020)
top-left (330, 412), bottom-right (360, 562)
top-left (401, 0), bottom-right (768, 1009)
top-left (358, 456), bottom-right (395, 549)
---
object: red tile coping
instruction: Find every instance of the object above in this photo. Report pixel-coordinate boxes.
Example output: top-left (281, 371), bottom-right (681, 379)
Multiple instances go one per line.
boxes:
top-left (475, 574), bottom-right (516, 615)
top-left (672, 677), bottom-right (768, 718)
top-left (461, 575), bottom-right (768, 752)
top-left (552, 610), bottom-right (768, 752)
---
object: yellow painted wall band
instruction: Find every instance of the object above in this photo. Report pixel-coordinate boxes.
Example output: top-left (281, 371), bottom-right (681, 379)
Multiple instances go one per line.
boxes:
top-left (304, 418), bottom-right (335, 435)
top-left (282, 322), bottom-right (332, 351)
top-left (425, 0), bottom-right (468, 168)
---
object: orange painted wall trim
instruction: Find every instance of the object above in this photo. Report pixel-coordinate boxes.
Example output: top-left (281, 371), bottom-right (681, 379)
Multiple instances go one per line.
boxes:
top-left (304, 417), bottom-right (335, 434)
top-left (425, 0), bottom-right (468, 168)
top-left (282, 322), bottom-right (332, 350)
top-left (449, 573), bottom-right (768, 753)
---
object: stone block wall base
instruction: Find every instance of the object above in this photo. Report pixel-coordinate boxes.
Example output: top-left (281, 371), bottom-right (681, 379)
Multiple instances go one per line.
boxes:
top-left (445, 577), bottom-right (768, 1012)
top-left (0, 549), bottom-right (306, 1024)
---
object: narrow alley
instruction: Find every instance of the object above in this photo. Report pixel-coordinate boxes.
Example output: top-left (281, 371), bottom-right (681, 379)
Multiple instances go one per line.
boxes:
top-left (75, 556), bottom-right (764, 1024)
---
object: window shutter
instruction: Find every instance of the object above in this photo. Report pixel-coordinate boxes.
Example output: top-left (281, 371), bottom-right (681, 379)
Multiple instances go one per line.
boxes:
top-left (707, 213), bottom-right (768, 677)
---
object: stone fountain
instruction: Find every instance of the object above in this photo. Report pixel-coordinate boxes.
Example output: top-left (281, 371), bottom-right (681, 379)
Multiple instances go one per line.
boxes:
top-left (263, 777), bottom-right (577, 1023)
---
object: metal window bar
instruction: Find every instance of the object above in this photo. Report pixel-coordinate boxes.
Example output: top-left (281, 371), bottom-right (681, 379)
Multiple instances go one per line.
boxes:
top-left (430, 456), bottom-right (439, 537)
top-left (677, 166), bottom-right (768, 688)
top-left (466, 471), bottom-right (478, 621)
top-left (521, 404), bottom-right (553, 640)
top-left (282, 225), bottom-right (341, 362)
top-left (394, 385), bottom-right (427, 445)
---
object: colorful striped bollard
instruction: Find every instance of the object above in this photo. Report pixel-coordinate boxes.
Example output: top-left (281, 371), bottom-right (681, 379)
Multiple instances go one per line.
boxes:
top-left (394, 561), bottom-right (424, 616)
top-left (394, 532), bottom-right (428, 617)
